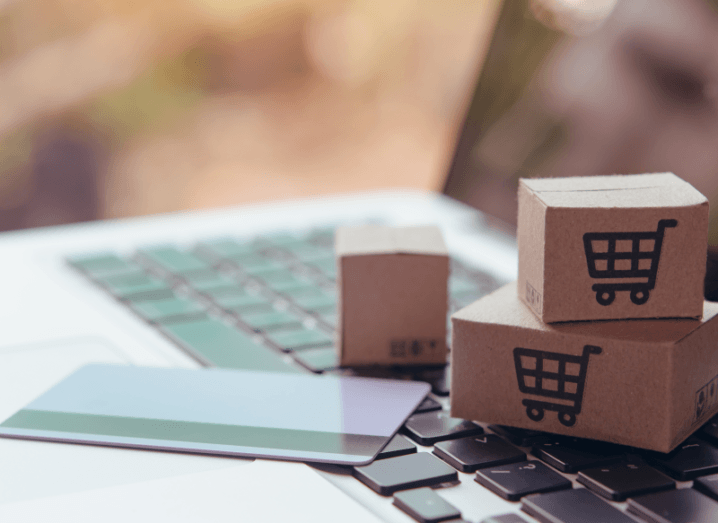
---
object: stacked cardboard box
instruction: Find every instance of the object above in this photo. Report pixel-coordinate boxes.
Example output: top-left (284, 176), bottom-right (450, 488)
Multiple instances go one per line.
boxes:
top-left (451, 173), bottom-right (714, 452)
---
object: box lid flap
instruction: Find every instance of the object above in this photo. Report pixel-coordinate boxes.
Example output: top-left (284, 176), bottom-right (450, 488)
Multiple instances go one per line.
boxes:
top-left (521, 173), bottom-right (708, 209)
top-left (336, 225), bottom-right (448, 257)
top-left (452, 282), bottom-right (718, 343)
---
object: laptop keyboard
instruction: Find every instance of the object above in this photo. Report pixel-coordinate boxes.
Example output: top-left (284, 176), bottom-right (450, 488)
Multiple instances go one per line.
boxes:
top-left (67, 228), bottom-right (718, 523)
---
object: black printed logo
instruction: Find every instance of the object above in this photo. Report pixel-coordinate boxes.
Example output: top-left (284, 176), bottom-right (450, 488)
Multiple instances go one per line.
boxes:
top-left (583, 219), bottom-right (677, 306)
top-left (695, 375), bottom-right (718, 422)
top-left (697, 389), bottom-right (707, 420)
top-left (525, 282), bottom-right (542, 312)
top-left (390, 339), bottom-right (439, 358)
top-left (513, 345), bottom-right (601, 427)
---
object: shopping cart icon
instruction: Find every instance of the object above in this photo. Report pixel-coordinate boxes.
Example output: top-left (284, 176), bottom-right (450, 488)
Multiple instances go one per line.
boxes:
top-left (583, 219), bottom-right (677, 306)
top-left (513, 345), bottom-right (601, 427)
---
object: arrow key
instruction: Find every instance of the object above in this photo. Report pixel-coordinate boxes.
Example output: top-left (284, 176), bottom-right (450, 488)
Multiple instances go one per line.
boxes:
top-left (475, 461), bottom-right (571, 501)
top-left (577, 460), bottom-right (675, 501)
top-left (533, 438), bottom-right (624, 473)
top-left (434, 434), bottom-right (526, 472)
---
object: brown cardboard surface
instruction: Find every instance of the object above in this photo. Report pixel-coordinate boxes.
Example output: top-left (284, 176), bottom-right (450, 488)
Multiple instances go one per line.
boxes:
top-left (450, 282), bottom-right (718, 452)
top-left (518, 173), bottom-right (709, 322)
top-left (336, 225), bottom-right (449, 366)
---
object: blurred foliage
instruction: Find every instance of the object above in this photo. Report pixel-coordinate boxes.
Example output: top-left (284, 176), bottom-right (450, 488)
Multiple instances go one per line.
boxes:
top-left (0, 46), bottom-right (209, 210)
top-left (86, 48), bottom-right (209, 142)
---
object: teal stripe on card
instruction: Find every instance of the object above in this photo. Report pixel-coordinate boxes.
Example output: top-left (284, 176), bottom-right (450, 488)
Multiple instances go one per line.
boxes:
top-left (0, 410), bottom-right (383, 456)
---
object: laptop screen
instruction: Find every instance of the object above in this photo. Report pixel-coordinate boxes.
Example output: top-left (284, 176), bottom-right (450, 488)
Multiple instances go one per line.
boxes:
top-left (443, 0), bottom-right (718, 245)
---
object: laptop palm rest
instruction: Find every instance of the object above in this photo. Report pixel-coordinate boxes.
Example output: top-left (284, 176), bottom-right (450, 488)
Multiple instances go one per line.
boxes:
top-left (0, 339), bottom-right (251, 505)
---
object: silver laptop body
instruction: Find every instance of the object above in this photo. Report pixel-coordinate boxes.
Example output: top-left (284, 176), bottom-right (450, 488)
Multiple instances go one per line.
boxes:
top-left (0, 190), bottom-right (527, 522)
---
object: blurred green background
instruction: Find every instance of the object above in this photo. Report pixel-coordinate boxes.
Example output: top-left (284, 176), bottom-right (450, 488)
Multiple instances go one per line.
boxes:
top-left (0, 0), bottom-right (501, 230)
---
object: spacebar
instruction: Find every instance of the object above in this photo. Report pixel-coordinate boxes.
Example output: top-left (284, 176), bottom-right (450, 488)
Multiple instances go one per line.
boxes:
top-left (161, 318), bottom-right (303, 373)
top-left (521, 489), bottom-right (636, 523)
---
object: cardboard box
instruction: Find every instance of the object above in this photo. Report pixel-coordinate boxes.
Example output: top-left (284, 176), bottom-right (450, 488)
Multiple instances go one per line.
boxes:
top-left (518, 173), bottom-right (709, 323)
top-left (336, 225), bottom-right (449, 366)
top-left (451, 282), bottom-right (718, 452)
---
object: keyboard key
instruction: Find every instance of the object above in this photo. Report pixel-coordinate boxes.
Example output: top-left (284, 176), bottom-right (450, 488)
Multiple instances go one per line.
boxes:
top-left (489, 426), bottom-right (550, 447)
top-left (577, 461), bottom-right (675, 501)
top-left (240, 310), bottom-right (303, 332)
top-left (522, 488), bottom-right (636, 523)
top-left (449, 276), bottom-right (480, 295)
top-left (292, 347), bottom-right (339, 373)
top-left (197, 239), bottom-right (255, 259)
top-left (99, 272), bottom-right (173, 301)
top-left (693, 474), bottom-right (718, 502)
top-left (291, 293), bottom-right (336, 312)
top-left (281, 289), bottom-right (329, 304)
top-left (318, 312), bottom-right (337, 328)
top-left (182, 271), bottom-right (238, 292)
top-left (161, 318), bottom-right (301, 373)
top-left (353, 452), bottom-right (458, 496)
top-left (403, 411), bottom-right (483, 446)
top-left (215, 293), bottom-right (274, 313)
top-left (646, 437), bottom-right (718, 480)
top-left (271, 281), bottom-right (323, 296)
top-left (480, 514), bottom-right (530, 523)
top-left (377, 435), bottom-right (417, 460)
top-left (393, 487), bottom-right (461, 523)
top-left (262, 233), bottom-right (302, 246)
top-left (138, 247), bottom-right (209, 274)
top-left (201, 285), bottom-right (250, 300)
top-left (475, 461), bottom-right (571, 502)
top-left (434, 368), bottom-right (451, 396)
top-left (627, 488), bottom-right (718, 523)
top-left (532, 438), bottom-right (624, 473)
top-left (282, 243), bottom-right (331, 260)
top-left (306, 258), bottom-right (337, 279)
top-left (415, 397), bottom-right (442, 414)
top-left (233, 256), bottom-right (283, 274)
top-left (266, 327), bottom-right (333, 351)
top-left (434, 435), bottom-right (526, 473)
top-left (415, 367), bottom-right (450, 397)
top-left (130, 297), bottom-right (206, 323)
top-left (296, 251), bottom-right (335, 264)
top-left (700, 416), bottom-right (718, 446)
top-left (253, 269), bottom-right (299, 285)
top-left (306, 228), bottom-right (334, 245)
top-left (69, 254), bottom-right (135, 276)
top-left (306, 255), bottom-right (337, 272)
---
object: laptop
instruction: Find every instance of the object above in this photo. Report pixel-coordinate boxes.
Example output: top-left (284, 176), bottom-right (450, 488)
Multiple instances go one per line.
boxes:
top-left (2, 1), bottom-right (718, 522)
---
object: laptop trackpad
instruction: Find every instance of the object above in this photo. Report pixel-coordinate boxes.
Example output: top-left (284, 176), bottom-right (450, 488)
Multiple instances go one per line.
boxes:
top-left (0, 339), bottom-right (251, 505)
